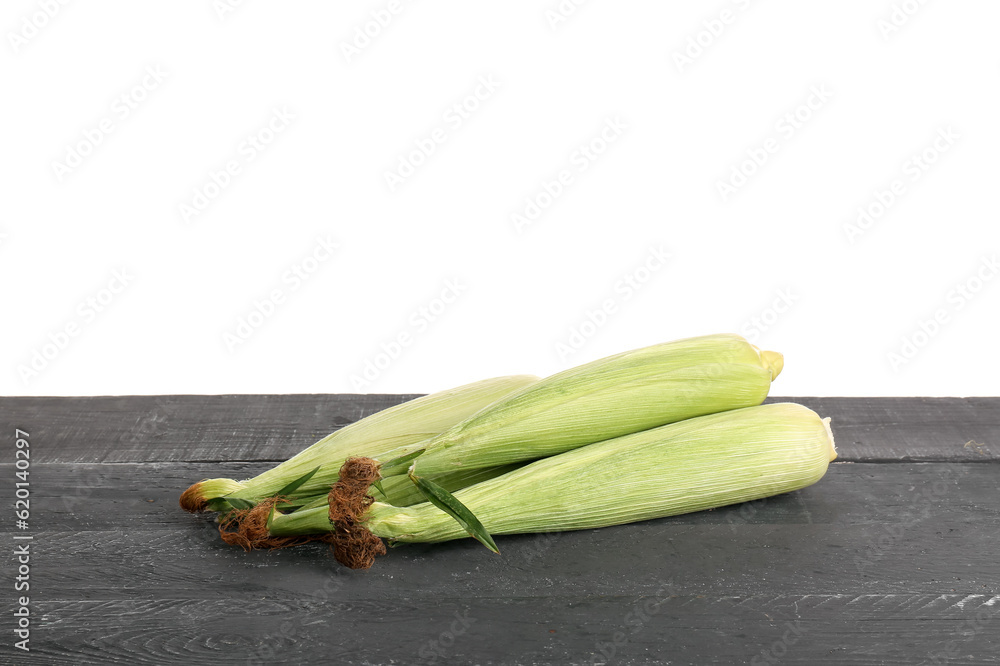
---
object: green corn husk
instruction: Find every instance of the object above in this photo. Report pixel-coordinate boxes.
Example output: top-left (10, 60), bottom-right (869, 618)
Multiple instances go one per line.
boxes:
top-left (179, 374), bottom-right (539, 512)
top-left (270, 402), bottom-right (835, 547)
top-left (286, 463), bottom-right (523, 511)
top-left (375, 463), bottom-right (524, 507)
top-left (382, 334), bottom-right (784, 478)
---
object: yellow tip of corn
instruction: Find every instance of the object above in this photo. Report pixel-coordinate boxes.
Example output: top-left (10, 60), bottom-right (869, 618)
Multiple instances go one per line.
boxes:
top-left (759, 350), bottom-right (784, 381)
top-left (823, 417), bottom-right (838, 461)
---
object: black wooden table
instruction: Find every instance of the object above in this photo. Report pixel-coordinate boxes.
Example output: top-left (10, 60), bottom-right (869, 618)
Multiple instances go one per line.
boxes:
top-left (1, 395), bottom-right (997, 665)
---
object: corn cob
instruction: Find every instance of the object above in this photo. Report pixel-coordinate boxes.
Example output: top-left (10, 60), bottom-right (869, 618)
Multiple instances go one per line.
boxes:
top-left (179, 374), bottom-right (539, 512)
top-left (382, 334), bottom-right (784, 478)
top-left (270, 402), bottom-right (835, 564)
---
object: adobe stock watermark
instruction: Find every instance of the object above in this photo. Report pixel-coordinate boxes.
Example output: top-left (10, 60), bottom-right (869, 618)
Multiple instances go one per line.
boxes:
top-left (750, 620), bottom-right (807, 665)
top-left (926, 596), bottom-right (1000, 665)
top-left (725, 496), bottom-right (769, 532)
top-left (13, 429), bottom-right (32, 653)
top-left (854, 466), bottom-right (956, 571)
top-left (7, 0), bottom-right (71, 54)
top-left (886, 254), bottom-right (997, 372)
top-left (877, 0), bottom-right (931, 41)
top-left (245, 569), bottom-right (351, 665)
top-left (223, 235), bottom-right (338, 352)
top-left (554, 245), bottom-right (669, 362)
top-left (510, 116), bottom-right (628, 234)
top-left (119, 396), bottom-right (175, 447)
top-left (213, 0), bottom-right (249, 20)
top-left (416, 609), bottom-right (476, 664)
top-left (384, 75), bottom-right (500, 192)
top-left (672, 0), bottom-right (756, 73)
top-left (51, 65), bottom-right (168, 183)
top-left (178, 106), bottom-right (295, 223)
top-left (340, 0), bottom-right (413, 63)
top-left (715, 84), bottom-right (833, 202)
top-left (521, 530), bottom-right (563, 565)
top-left (545, 0), bottom-right (589, 31)
top-left (349, 278), bottom-right (467, 390)
top-left (843, 126), bottom-right (958, 244)
top-left (739, 288), bottom-right (797, 344)
top-left (60, 465), bottom-right (105, 515)
top-left (589, 578), bottom-right (677, 665)
top-left (16, 269), bottom-right (135, 386)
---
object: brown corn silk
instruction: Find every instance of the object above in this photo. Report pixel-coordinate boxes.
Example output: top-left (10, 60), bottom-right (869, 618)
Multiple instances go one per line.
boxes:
top-left (325, 457), bottom-right (387, 569)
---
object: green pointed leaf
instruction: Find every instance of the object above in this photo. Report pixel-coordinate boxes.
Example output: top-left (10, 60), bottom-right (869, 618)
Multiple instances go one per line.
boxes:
top-left (371, 479), bottom-right (387, 499)
top-left (274, 466), bottom-right (321, 497)
top-left (379, 448), bottom-right (426, 477)
top-left (225, 497), bottom-right (254, 511)
top-left (408, 470), bottom-right (499, 554)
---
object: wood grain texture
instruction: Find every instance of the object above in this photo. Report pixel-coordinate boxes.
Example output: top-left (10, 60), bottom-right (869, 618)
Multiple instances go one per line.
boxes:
top-left (766, 397), bottom-right (1000, 462)
top-left (0, 395), bottom-right (997, 665)
top-left (0, 393), bottom-right (421, 464)
top-left (13, 594), bottom-right (1000, 666)
top-left (5, 462), bottom-right (998, 598)
top-left (1, 395), bottom-right (996, 463)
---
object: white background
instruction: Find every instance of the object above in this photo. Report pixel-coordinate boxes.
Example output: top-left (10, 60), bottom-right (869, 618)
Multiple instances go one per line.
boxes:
top-left (3, 1), bottom-right (998, 397)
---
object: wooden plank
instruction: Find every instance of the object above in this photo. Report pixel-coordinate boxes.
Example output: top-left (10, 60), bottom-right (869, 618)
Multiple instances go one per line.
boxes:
top-left (1, 395), bottom-right (997, 463)
top-left (1, 396), bottom-right (997, 665)
top-left (7, 594), bottom-right (999, 665)
top-left (767, 396), bottom-right (1000, 462)
top-left (8, 463), bottom-right (998, 600)
top-left (0, 394), bottom-right (420, 464)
